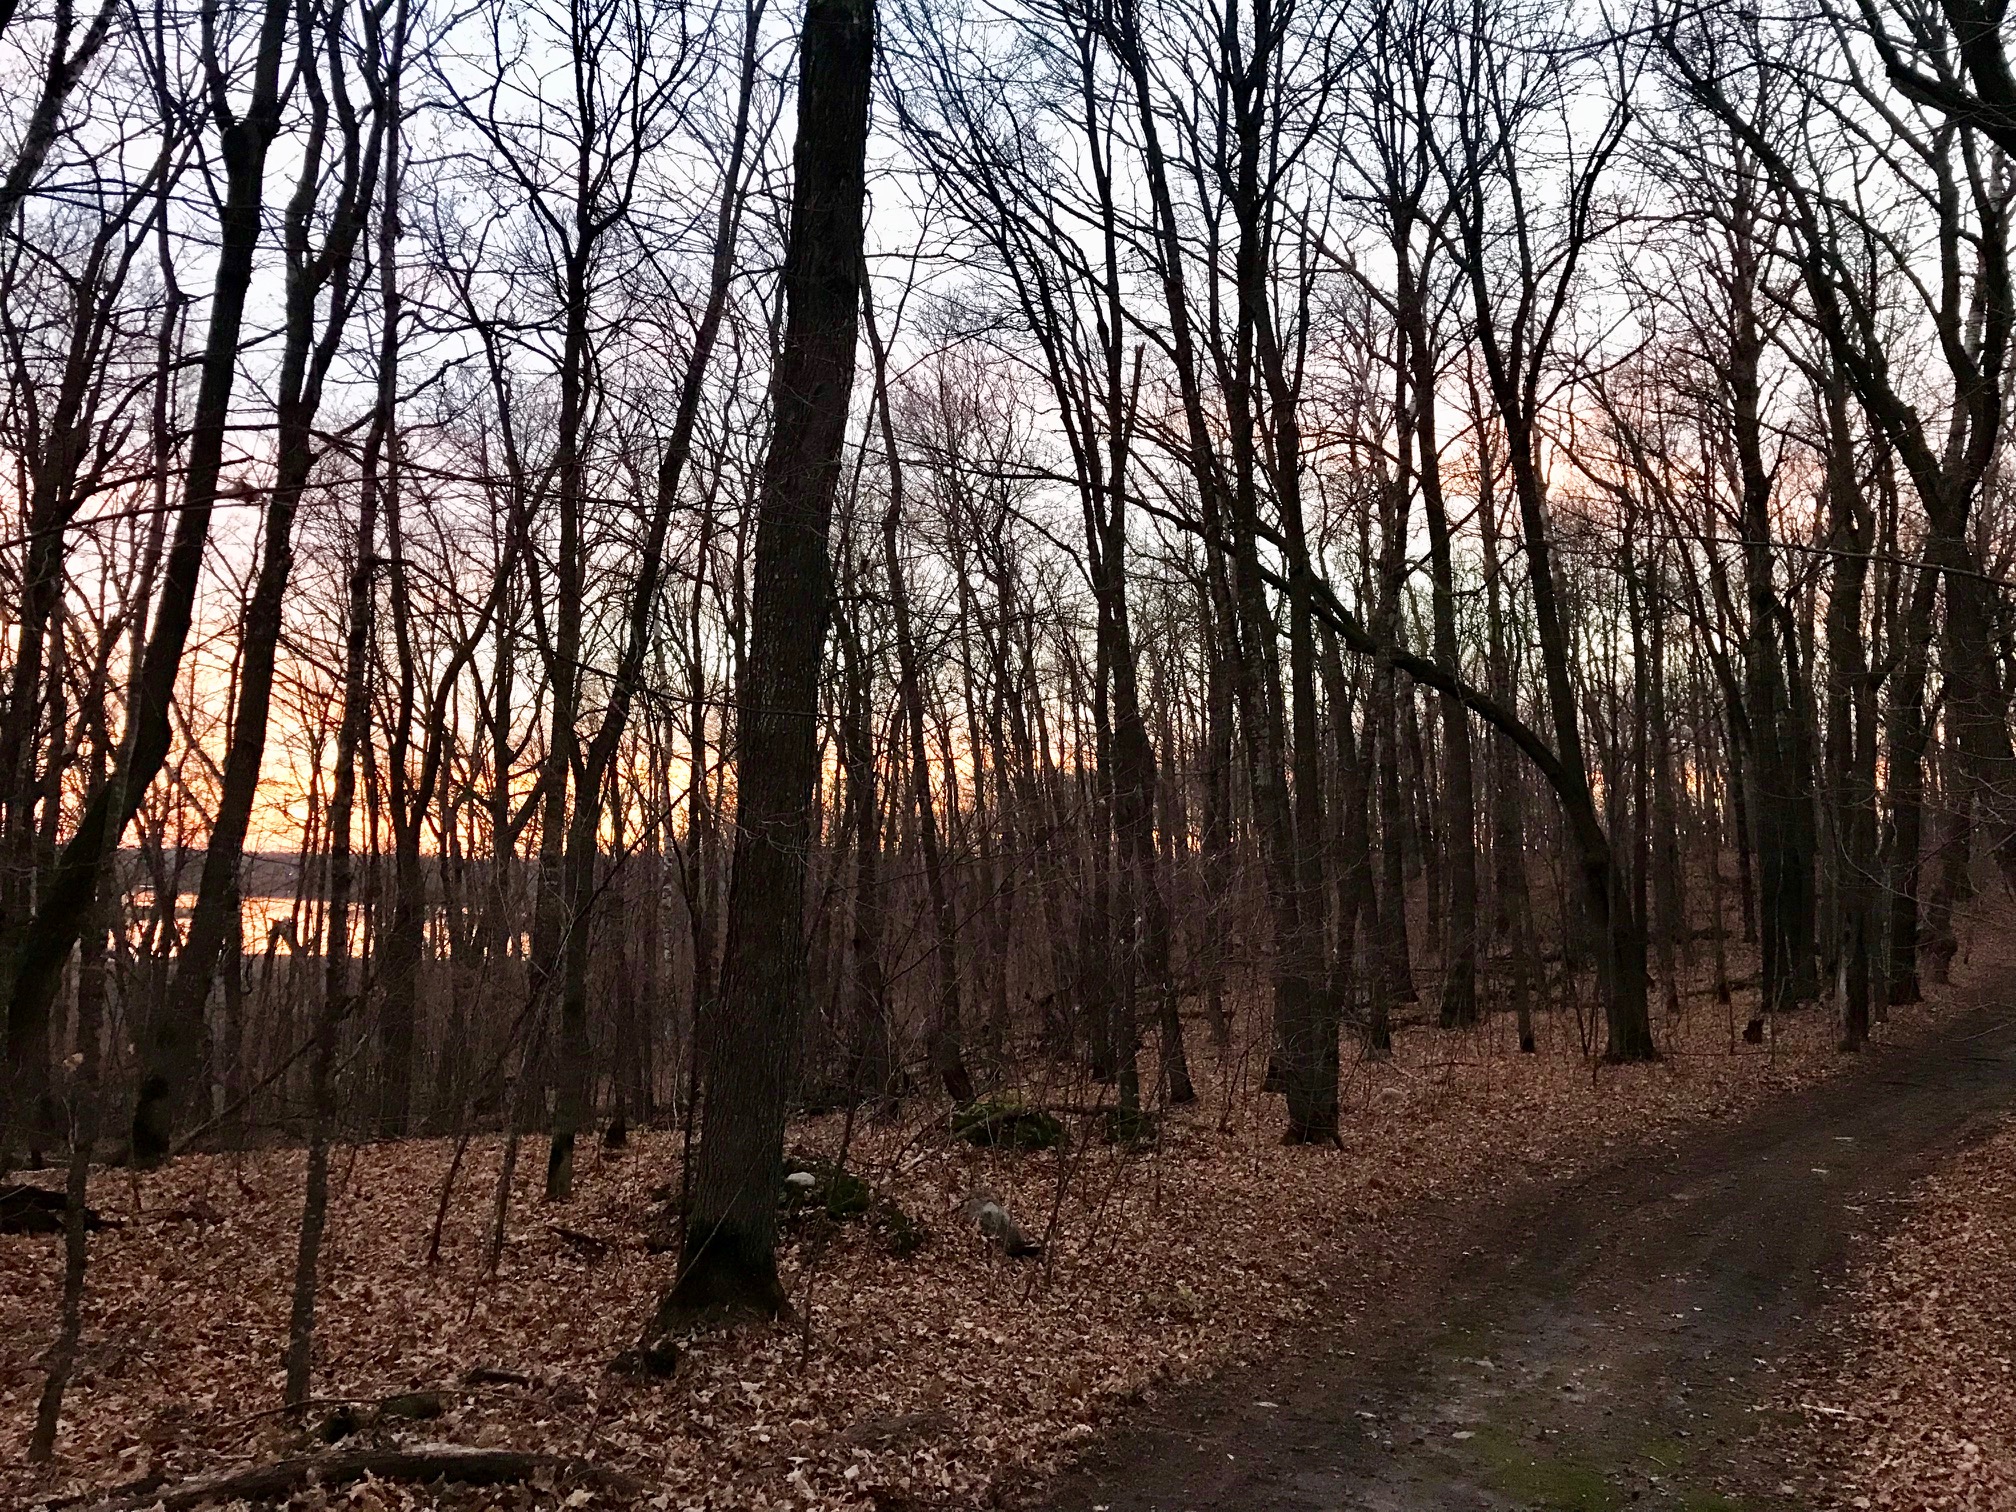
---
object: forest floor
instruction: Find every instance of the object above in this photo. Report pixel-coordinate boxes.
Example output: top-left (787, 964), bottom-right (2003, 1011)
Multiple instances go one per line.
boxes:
top-left (3, 912), bottom-right (2010, 1512)
top-left (1047, 912), bottom-right (2016, 1512)
top-left (1772, 1083), bottom-right (2016, 1510)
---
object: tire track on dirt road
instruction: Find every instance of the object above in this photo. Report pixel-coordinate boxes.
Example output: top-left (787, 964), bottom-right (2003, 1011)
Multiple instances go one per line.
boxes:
top-left (1041, 939), bottom-right (2016, 1512)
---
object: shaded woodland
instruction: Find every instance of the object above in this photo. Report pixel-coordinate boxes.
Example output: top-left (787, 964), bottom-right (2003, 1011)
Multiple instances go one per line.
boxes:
top-left (0, 0), bottom-right (2013, 1447)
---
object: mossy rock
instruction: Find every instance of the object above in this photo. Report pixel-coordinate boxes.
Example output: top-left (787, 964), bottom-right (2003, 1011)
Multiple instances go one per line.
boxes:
top-left (1101, 1106), bottom-right (1160, 1148)
top-left (780, 1156), bottom-right (873, 1220)
top-left (950, 1095), bottom-right (1065, 1151)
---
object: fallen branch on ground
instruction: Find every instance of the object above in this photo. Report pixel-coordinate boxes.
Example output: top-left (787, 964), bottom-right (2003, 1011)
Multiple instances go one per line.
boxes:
top-left (0, 1184), bottom-right (116, 1235)
top-left (63, 1443), bottom-right (646, 1510)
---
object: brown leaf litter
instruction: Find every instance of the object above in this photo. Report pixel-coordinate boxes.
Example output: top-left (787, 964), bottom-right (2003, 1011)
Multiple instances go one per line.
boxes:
top-left (1778, 1113), bottom-right (2016, 1510)
top-left (2, 970), bottom-right (1986, 1512)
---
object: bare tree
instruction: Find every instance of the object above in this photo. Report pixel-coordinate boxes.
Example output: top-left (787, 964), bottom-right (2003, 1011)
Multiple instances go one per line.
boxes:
top-left (651, 0), bottom-right (874, 1327)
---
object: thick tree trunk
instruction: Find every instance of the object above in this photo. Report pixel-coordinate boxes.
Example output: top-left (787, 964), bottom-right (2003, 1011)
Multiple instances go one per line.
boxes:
top-left (1938, 530), bottom-right (2016, 884)
top-left (1219, 67), bottom-right (1330, 1140)
top-left (654, 0), bottom-right (874, 1326)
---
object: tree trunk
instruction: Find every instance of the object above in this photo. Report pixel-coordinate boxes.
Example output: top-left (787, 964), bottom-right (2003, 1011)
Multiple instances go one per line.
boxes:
top-left (1405, 282), bottom-right (1478, 1030)
top-left (544, 2), bottom-right (762, 1197)
top-left (94, 0), bottom-right (297, 1160)
top-left (1824, 377), bottom-right (1877, 1049)
top-left (654, 0), bottom-right (874, 1326)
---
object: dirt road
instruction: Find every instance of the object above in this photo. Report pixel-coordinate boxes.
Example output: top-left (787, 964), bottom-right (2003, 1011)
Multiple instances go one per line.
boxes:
top-left (1042, 961), bottom-right (2016, 1512)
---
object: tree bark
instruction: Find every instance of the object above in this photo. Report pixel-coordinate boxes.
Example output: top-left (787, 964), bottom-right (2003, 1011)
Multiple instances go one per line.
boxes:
top-left (654, 0), bottom-right (874, 1326)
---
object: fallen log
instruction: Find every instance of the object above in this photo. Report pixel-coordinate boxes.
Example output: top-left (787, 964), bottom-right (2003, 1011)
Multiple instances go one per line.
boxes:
top-left (66, 1443), bottom-right (645, 1510)
top-left (0, 1183), bottom-right (115, 1235)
